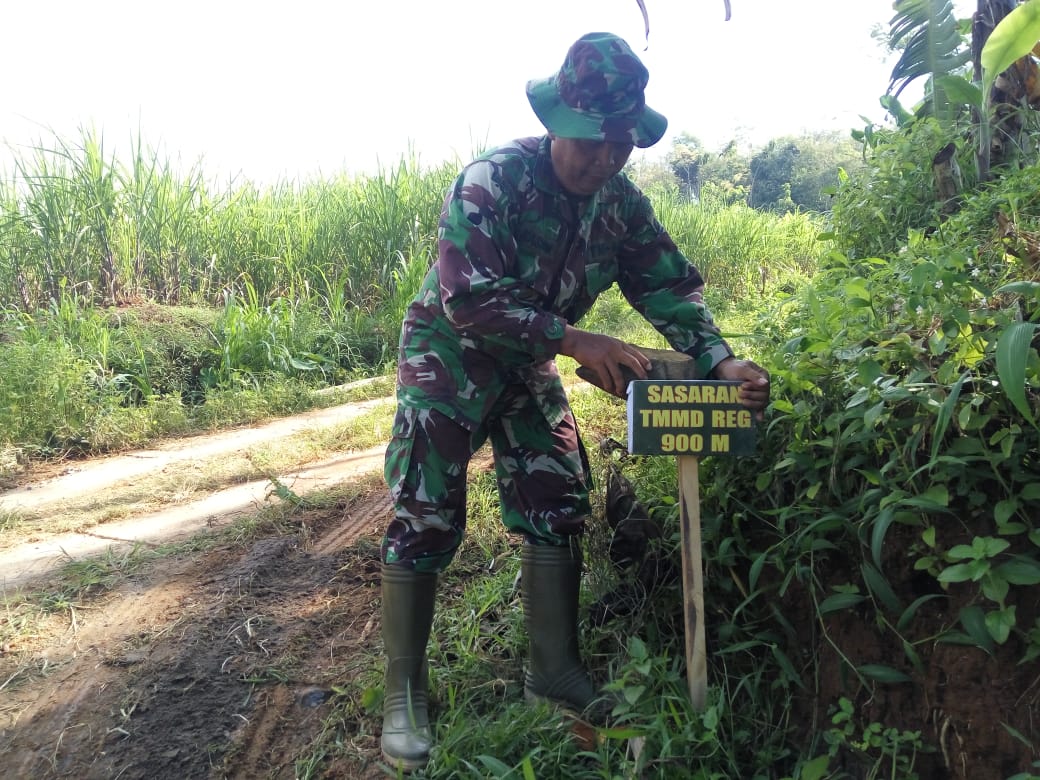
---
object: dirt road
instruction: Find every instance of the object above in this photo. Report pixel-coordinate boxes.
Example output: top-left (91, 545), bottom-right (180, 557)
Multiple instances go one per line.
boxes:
top-left (0, 394), bottom-right (392, 589)
top-left (0, 393), bottom-right (400, 778)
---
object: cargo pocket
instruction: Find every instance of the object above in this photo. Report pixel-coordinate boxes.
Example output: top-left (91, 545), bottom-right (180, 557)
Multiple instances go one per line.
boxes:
top-left (383, 406), bottom-right (418, 503)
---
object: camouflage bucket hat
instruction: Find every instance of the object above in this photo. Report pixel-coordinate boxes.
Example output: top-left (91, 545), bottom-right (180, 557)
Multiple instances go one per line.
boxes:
top-left (526, 31), bottom-right (667, 149)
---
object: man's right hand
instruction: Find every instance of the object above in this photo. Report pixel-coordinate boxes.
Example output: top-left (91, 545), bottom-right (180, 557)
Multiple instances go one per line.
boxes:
top-left (560, 326), bottom-right (651, 398)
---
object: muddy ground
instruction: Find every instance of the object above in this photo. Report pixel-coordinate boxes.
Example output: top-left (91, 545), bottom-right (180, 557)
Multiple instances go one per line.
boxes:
top-left (2, 497), bottom-right (391, 779)
top-left (0, 406), bottom-right (399, 779)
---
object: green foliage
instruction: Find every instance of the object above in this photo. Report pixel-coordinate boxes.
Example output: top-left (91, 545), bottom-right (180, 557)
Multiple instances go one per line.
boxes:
top-left (665, 132), bottom-right (864, 214)
top-left (0, 127), bottom-right (453, 315)
top-left (625, 156), bottom-right (682, 200)
top-left (669, 115), bottom-right (1040, 776)
top-left (787, 133), bottom-right (867, 214)
top-left (0, 290), bottom-right (393, 455)
top-left (664, 132), bottom-right (710, 201)
top-left (8, 93), bottom-right (1040, 775)
top-left (702, 132), bottom-right (868, 215)
top-left (700, 143), bottom-right (753, 204)
top-left (981, 0), bottom-right (1040, 95)
top-left (822, 697), bottom-right (925, 779)
top-left (828, 117), bottom-right (978, 259)
top-left (703, 148), bottom-right (1040, 773)
top-left (886, 0), bottom-right (1040, 183)
top-left (0, 322), bottom-right (98, 450)
top-left (996, 321), bottom-right (1040, 429)
top-left (887, 0), bottom-right (971, 121)
top-left (653, 189), bottom-right (822, 300)
top-left (749, 141), bottom-right (801, 212)
top-left (0, 137), bottom-right (820, 460)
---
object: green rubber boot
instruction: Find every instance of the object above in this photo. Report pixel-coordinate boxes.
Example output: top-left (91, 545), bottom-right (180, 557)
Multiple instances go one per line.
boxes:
top-left (380, 564), bottom-right (437, 772)
top-left (521, 542), bottom-right (609, 722)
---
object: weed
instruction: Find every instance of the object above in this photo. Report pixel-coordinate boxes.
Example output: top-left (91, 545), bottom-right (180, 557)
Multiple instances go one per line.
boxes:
top-left (821, 697), bottom-right (925, 780)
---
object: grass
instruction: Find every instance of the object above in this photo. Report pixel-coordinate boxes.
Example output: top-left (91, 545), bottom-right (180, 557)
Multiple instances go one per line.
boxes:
top-left (1, 128), bottom-right (456, 312)
top-left (0, 543), bottom-right (146, 697)
top-left (4, 358), bottom-right (817, 767)
top-left (6, 111), bottom-right (1040, 777)
top-left (1, 346), bottom-right (807, 777)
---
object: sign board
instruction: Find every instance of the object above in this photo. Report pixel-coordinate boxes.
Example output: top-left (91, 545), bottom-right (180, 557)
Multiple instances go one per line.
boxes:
top-left (626, 380), bottom-right (757, 456)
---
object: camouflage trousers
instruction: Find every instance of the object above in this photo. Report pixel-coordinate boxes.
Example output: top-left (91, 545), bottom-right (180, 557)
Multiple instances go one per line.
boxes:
top-left (381, 383), bottom-right (591, 573)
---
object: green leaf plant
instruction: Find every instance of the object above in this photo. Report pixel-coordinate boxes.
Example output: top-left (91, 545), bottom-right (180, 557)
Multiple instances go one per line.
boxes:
top-left (822, 697), bottom-right (925, 780)
top-left (884, 0), bottom-right (1040, 182)
top-left (937, 534), bottom-right (1040, 644)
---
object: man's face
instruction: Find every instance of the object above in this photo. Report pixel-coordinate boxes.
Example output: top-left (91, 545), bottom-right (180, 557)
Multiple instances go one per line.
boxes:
top-left (549, 135), bottom-right (634, 196)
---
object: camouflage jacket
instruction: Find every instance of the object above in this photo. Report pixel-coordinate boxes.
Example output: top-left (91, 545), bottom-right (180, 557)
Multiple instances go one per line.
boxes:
top-left (395, 135), bottom-right (733, 431)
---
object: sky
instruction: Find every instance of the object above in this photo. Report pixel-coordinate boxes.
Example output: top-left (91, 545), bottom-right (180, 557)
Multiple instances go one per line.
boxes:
top-left (1, 0), bottom-right (974, 185)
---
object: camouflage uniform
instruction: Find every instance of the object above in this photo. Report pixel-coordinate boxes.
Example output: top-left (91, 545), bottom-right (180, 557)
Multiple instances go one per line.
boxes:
top-left (382, 134), bottom-right (733, 572)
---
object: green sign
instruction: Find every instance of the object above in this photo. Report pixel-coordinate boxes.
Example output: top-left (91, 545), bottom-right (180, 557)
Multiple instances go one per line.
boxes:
top-left (626, 380), bottom-right (757, 456)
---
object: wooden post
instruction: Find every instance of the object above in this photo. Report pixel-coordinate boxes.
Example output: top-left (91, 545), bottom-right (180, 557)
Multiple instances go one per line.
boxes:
top-left (677, 455), bottom-right (707, 711)
top-left (626, 378), bottom-right (755, 711)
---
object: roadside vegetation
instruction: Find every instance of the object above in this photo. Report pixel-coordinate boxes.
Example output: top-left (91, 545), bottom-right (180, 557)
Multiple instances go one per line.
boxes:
top-left (3, 3), bottom-right (1040, 777)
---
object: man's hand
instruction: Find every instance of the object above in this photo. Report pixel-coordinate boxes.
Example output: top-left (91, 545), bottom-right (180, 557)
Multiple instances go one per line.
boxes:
top-left (712, 356), bottom-right (770, 419)
top-left (560, 326), bottom-right (651, 398)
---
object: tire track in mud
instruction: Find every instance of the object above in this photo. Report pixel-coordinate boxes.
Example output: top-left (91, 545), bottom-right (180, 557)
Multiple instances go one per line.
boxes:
top-left (1, 488), bottom-right (395, 779)
top-left (311, 490), bottom-right (392, 557)
top-left (226, 491), bottom-right (392, 779)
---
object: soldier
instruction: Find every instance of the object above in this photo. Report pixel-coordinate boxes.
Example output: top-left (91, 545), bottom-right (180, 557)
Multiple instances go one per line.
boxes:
top-left (379, 31), bottom-right (770, 771)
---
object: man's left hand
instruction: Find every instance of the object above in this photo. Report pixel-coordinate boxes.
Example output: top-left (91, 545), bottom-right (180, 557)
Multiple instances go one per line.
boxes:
top-left (712, 357), bottom-right (770, 419)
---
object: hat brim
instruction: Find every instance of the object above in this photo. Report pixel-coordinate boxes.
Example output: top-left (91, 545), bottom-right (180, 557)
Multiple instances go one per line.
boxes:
top-left (526, 76), bottom-right (668, 149)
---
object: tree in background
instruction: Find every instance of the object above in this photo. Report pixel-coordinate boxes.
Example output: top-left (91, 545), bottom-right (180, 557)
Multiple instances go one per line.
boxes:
top-left (625, 155), bottom-right (681, 197)
top-left (657, 131), bottom-right (862, 213)
top-left (748, 140), bottom-right (800, 212)
top-left (829, 0), bottom-right (1040, 259)
top-left (664, 132), bottom-right (709, 200)
top-left (697, 139), bottom-right (752, 204)
top-left (786, 132), bottom-right (866, 212)
top-left (665, 135), bottom-right (751, 205)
